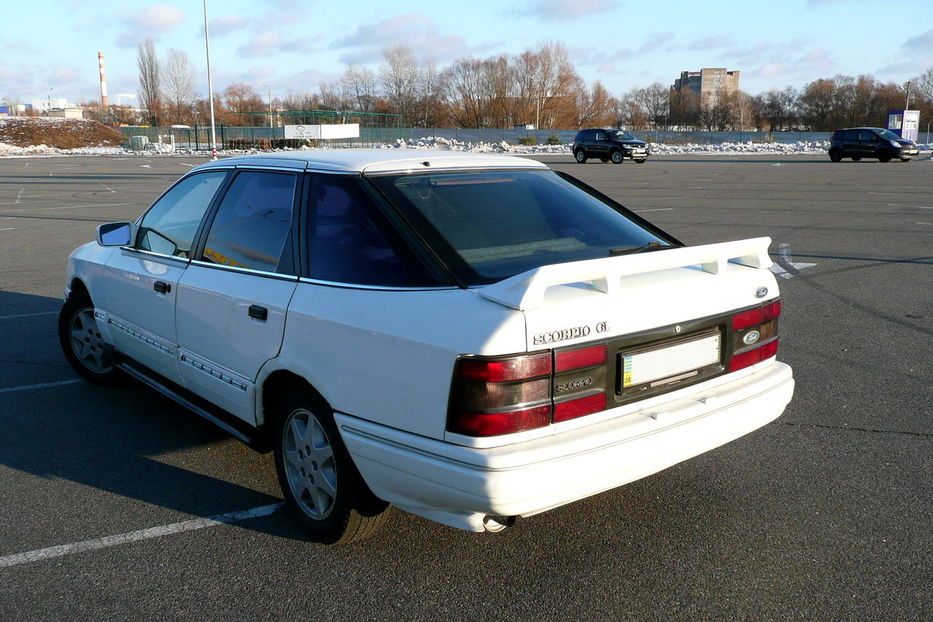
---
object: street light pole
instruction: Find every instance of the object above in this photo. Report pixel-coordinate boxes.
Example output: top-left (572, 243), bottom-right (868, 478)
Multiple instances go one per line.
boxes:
top-left (905, 81), bottom-right (912, 110)
top-left (203, 0), bottom-right (218, 160)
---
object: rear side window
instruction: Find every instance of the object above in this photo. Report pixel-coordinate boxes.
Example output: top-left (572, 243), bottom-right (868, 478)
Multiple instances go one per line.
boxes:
top-left (137, 171), bottom-right (226, 257)
top-left (371, 170), bottom-right (668, 285)
top-left (306, 175), bottom-right (438, 287)
top-left (201, 171), bottom-right (297, 274)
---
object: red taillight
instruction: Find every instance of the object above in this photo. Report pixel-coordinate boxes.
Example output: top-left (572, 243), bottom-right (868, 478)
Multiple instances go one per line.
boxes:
top-left (448, 344), bottom-right (609, 437)
top-left (730, 299), bottom-right (781, 372)
top-left (730, 338), bottom-right (779, 371)
top-left (450, 405), bottom-right (552, 437)
top-left (458, 352), bottom-right (552, 381)
top-left (732, 300), bottom-right (781, 330)
top-left (553, 393), bottom-right (606, 422)
top-left (555, 344), bottom-right (607, 372)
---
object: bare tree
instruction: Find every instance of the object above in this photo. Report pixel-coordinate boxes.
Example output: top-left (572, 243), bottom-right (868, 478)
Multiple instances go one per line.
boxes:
top-left (637, 83), bottom-right (670, 129)
top-left (442, 57), bottom-right (488, 128)
top-left (221, 83), bottom-right (262, 125)
top-left (380, 46), bottom-right (420, 122)
top-left (137, 39), bottom-right (162, 126)
top-left (798, 78), bottom-right (837, 130)
top-left (163, 48), bottom-right (196, 124)
top-left (341, 65), bottom-right (379, 113)
top-left (576, 81), bottom-right (616, 127)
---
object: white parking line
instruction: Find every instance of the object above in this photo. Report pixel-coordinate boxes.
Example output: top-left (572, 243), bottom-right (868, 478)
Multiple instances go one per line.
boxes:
top-left (0, 310), bottom-right (58, 320)
top-left (0, 227), bottom-right (14, 232)
top-left (636, 208), bottom-right (673, 212)
top-left (0, 379), bottom-right (82, 394)
top-left (887, 203), bottom-right (933, 209)
top-left (0, 502), bottom-right (284, 568)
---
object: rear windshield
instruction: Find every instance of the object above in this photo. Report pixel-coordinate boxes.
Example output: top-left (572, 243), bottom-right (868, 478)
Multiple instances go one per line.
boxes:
top-left (370, 169), bottom-right (672, 286)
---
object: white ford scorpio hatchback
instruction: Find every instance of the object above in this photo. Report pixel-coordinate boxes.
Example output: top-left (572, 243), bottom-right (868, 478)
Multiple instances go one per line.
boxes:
top-left (60, 150), bottom-right (794, 543)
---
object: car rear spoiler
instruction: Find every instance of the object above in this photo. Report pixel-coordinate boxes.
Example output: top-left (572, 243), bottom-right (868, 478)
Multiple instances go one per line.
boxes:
top-left (479, 237), bottom-right (773, 311)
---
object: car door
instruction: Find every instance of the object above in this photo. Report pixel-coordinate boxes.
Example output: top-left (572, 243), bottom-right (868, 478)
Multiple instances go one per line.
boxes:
top-left (98, 169), bottom-right (229, 382)
top-left (174, 168), bottom-right (301, 423)
top-left (859, 130), bottom-right (881, 157)
top-left (592, 130), bottom-right (610, 158)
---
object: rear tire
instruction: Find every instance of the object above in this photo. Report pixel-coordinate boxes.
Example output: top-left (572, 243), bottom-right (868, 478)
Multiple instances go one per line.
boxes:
top-left (273, 386), bottom-right (389, 544)
top-left (829, 149), bottom-right (842, 162)
top-left (574, 149), bottom-right (587, 163)
top-left (610, 150), bottom-right (624, 164)
top-left (58, 294), bottom-right (120, 384)
top-left (851, 156), bottom-right (861, 161)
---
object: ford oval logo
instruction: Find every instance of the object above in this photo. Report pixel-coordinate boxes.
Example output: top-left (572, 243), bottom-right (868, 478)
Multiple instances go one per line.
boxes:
top-left (743, 330), bottom-right (761, 345)
top-left (755, 287), bottom-right (768, 298)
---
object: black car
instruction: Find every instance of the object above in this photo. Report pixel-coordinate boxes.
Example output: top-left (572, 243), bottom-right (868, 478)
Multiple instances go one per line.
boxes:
top-left (828, 127), bottom-right (919, 162)
top-left (572, 128), bottom-right (649, 164)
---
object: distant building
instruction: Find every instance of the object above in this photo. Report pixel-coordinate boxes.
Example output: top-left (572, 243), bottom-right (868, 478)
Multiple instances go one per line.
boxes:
top-left (48, 107), bottom-right (84, 119)
top-left (672, 68), bottom-right (740, 109)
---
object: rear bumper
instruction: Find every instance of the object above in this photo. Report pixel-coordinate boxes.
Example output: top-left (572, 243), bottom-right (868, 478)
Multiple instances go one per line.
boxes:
top-left (337, 361), bottom-right (793, 531)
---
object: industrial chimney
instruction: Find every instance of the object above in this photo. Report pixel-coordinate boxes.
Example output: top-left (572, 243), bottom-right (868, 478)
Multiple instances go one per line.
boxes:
top-left (98, 51), bottom-right (109, 107)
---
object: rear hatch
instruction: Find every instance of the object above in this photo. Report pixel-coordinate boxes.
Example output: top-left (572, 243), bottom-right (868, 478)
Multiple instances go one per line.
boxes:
top-left (480, 237), bottom-right (779, 409)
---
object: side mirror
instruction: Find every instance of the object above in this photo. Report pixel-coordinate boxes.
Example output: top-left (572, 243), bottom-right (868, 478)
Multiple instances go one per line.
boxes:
top-left (96, 221), bottom-right (133, 247)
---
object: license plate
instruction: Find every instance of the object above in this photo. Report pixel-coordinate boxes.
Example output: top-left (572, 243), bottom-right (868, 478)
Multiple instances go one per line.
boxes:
top-left (622, 332), bottom-right (721, 389)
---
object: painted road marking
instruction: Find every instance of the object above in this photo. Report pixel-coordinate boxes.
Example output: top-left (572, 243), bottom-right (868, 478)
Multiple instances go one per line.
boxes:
top-left (15, 189), bottom-right (24, 204)
top-left (0, 503), bottom-right (284, 568)
top-left (636, 208), bottom-right (674, 212)
top-left (0, 310), bottom-right (58, 320)
top-left (0, 379), bottom-right (82, 394)
top-left (0, 227), bottom-right (14, 232)
top-left (887, 203), bottom-right (933, 209)
top-left (0, 203), bottom-right (131, 214)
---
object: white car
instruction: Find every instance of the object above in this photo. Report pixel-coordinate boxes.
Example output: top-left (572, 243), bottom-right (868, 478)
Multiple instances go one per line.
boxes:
top-left (59, 150), bottom-right (794, 544)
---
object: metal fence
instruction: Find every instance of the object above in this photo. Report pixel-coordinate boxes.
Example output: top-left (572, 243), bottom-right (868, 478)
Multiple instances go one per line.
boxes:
top-left (119, 124), bottom-right (414, 151)
top-left (408, 128), bottom-right (833, 145)
top-left (120, 125), bottom-right (836, 151)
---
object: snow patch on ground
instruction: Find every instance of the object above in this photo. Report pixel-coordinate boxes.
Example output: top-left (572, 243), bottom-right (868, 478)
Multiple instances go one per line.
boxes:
top-left (1, 135), bottom-right (930, 158)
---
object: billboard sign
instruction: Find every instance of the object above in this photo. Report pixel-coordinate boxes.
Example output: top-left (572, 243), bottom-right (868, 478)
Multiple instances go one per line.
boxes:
top-left (283, 123), bottom-right (360, 140)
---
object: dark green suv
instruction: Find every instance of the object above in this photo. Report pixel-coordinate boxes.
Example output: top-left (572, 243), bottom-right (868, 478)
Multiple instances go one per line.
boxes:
top-left (572, 128), bottom-right (649, 164)
top-left (828, 127), bottom-right (919, 162)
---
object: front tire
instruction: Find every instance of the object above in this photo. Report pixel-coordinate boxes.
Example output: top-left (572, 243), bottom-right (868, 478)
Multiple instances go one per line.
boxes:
top-left (634, 158), bottom-right (647, 164)
top-left (58, 294), bottom-right (120, 384)
top-left (273, 387), bottom-right (389, 544)
top-left (851, 155), bottom-right (861, 161)
top-left (610, 150), bottom-right (624, 164)
top-left (574, 149), bottom-right (587, 163)
top-left (900, 157), bottom-right (911, 162)
top-left (878, 151), bottom-right (893, 163)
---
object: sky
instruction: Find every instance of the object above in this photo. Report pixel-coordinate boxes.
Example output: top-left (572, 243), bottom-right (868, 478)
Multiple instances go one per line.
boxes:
top-left (1, 0), bottom-right (932, 107)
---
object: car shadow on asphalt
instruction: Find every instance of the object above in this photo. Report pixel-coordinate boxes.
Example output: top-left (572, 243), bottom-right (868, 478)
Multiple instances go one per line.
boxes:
top-left (0, 290), bottom-right (306, 542)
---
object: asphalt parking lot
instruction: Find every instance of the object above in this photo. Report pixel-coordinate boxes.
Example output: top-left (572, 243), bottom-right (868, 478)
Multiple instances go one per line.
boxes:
top-left (1, 153), bottom-right (930, 620)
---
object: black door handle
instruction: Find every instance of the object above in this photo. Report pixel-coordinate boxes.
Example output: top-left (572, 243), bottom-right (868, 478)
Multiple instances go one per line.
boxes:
top-left (248, 305), bottom-right (268, 321)
top-left (153, 281), bottom-right (171, 294)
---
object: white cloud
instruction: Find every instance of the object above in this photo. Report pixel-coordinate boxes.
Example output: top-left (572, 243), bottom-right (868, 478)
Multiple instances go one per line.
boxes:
top-left (332, 14), bottom-right (489, 64)
top-left (209, 15), bottom-right (248, 37)
top-left (520, 0), bottom-right (618, 22)
top-left (117, 4), bottom-right (186, 47)
top-left (238, 32), bottom-right (315, 58)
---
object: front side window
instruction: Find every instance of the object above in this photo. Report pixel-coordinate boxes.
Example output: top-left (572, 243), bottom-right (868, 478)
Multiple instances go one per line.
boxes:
top-left (136, 171), bottom-right (227, 257)
top-left (306, 175), bottom-right (437, 287)
top-left (371, 170), bottom-right (672, 285)
top-left (201, 171), bottom-right (297, 274)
